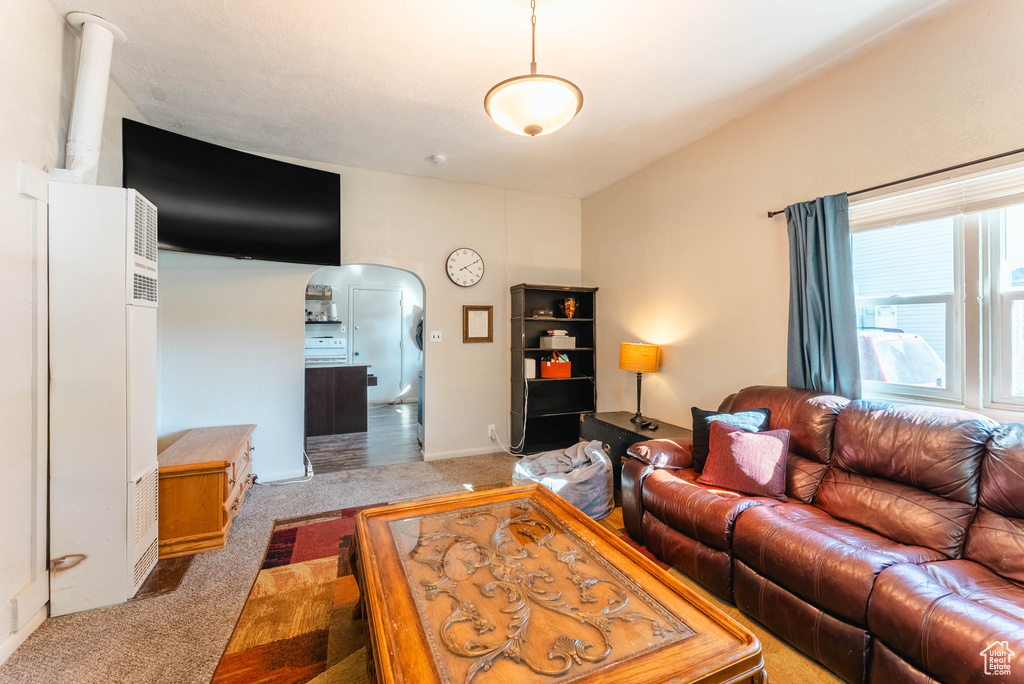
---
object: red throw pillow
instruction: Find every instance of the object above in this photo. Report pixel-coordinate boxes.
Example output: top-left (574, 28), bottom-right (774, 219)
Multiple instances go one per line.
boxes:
top-left (697, 420), bottom-right (790, 501)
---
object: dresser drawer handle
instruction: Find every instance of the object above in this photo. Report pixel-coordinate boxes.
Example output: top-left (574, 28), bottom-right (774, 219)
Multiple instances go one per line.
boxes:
top-left (232, 497), bottom-right (240, 511)
top-left (228, 477), bottom-right (235, 486)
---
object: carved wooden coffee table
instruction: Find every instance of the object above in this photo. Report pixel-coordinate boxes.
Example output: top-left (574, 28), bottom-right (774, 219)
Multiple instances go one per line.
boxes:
top-left (352, 484), bottom-right (765, 684)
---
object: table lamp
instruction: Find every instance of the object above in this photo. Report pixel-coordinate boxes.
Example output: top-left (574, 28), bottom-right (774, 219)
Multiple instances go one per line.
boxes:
top-left (619, 342), bottom-right (661, 424)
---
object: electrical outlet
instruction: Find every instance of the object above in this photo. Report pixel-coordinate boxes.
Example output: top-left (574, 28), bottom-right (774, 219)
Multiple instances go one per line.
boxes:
top-left (488, 424), bottom-right (496, 439)
top-left (430, 330), bottom-right (442, 342)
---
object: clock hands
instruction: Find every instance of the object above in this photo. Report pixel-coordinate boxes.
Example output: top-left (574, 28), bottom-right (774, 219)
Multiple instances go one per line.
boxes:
top-left (460, 259), bottom-right (481, 273)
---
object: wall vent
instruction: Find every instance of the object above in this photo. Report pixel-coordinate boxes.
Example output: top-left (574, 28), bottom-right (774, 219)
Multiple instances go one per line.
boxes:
top-left (133, 193), bottom-right (158, 262)
top-left (133, 538), bottom-right (158, 588)
top-left (134, 467), bottom-right (159, 544)
top-left (133, 273), bottom-right (157, 303)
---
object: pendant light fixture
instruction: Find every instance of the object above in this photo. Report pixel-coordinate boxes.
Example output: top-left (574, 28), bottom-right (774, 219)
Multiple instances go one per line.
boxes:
top-left (484, 0), bottom-right (583, 137)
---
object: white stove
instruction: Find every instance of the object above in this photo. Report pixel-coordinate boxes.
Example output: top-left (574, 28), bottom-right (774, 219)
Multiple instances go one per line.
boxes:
top-left (305, 332), bottom-right (347, 365)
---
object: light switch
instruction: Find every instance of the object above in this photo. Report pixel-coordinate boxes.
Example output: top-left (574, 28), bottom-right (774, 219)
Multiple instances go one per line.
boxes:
top-left (430, 331), bottom-right (442, 342)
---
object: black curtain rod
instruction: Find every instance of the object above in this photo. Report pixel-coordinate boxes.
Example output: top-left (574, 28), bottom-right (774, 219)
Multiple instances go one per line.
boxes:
top-left (766, 145), bottom-right (1024, 219)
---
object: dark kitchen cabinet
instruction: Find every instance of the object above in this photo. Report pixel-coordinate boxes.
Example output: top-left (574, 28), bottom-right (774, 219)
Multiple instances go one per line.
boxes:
top-left (305, 365), bottom-right (369, 437)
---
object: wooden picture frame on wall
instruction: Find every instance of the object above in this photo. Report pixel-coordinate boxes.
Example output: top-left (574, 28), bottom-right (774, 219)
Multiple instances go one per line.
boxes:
top-left (463, 305), bottom-right (493, 343)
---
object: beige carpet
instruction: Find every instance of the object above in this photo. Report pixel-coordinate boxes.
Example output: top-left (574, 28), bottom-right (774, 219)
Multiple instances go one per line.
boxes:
top-left (0, 453), bottom-right (519, 684)
top-left (1, 452), bottom-right (838, 683)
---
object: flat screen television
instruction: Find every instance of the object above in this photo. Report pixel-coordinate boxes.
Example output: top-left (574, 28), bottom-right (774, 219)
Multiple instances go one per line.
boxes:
top-left (122, 119), bottom-right (341, 266)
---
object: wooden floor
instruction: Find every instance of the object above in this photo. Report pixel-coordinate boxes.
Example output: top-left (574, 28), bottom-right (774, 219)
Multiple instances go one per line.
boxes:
top-left (306, 402), bottom-right (422, 473)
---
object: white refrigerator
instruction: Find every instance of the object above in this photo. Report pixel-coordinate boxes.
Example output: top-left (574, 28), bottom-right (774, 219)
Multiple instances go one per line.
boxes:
top-left (48, 182), bottom-right (160, 616)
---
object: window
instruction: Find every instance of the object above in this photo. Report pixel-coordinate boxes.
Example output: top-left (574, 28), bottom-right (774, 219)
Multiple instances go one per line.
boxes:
top-left (988, 204), bottom-right (1024, 406)
top-left (850, 163), bottom-right (1024, 414)
top-left (852, 218), bottom-right (959, 399)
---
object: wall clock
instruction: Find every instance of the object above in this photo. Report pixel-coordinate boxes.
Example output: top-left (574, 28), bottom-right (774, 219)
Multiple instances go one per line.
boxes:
top-left (446, 248), bottom-right (484, 287)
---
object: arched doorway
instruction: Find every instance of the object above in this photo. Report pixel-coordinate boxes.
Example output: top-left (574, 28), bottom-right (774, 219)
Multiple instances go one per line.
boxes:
top-left (303, 264), bottom-right (425, 472)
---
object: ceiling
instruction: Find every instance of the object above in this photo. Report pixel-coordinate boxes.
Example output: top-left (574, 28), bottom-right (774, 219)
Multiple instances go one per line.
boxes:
top-left (50, 0), bottom-right (963, 198)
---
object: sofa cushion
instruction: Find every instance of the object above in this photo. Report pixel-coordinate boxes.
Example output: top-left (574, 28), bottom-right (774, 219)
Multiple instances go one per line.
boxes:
top-left (733, 503), bottom-right (945, 627)
top-left (816, 400), bottom-right (994, 557)
top-left (980, 423), bottom-right (1024, 518)
top-left (967, 423), bottom-right (1024, 583)
top-left (816, 469), bottom-right (979, 559)
top-left (718, 385), bottom-right (848, 503)
top-left (867, 560), bottom-right (1024, 684)
top-left (627, 438), bottom-right (693, 470)
top-left (718, 385), bottom-right (848, 464)
top-left (966, 508), bottom-right (1024, 586)
top-left (698, 421), bottom-right (789, 500)
top-left (690, 406), bottom-right (770, 473)
top-left (641, 468), bottom-right (776, 552)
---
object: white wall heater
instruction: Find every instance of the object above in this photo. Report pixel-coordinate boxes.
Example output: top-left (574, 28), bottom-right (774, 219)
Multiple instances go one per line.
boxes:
top-left (48, 182), bottom-right (159, 616)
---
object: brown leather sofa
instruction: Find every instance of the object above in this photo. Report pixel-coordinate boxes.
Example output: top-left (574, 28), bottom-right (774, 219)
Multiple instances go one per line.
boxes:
top-left (621, 386), bottom-right (848, 601)
top-left (866, 421), bottom-right (1024, 683)
top-left (621, 386), bottom-right (1024, 684)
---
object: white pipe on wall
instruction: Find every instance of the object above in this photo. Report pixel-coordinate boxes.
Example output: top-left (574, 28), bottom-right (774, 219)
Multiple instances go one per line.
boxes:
top-left (63, 13), bottom-right (126, 184)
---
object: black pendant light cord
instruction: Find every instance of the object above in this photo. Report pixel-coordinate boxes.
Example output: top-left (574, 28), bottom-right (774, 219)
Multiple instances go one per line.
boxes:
top-left (530, 0), bottom-right (537, 75)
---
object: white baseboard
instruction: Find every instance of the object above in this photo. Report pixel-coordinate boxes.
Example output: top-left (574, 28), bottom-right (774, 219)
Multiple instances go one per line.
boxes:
top-left (255, 466), bottom-right (307, 482)
top-left (0, 604), bottom-right (47, 666)
top-left (423, 446), bottom-right (505, 461)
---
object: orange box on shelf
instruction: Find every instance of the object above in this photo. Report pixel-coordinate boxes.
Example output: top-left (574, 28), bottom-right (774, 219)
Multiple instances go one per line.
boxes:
top-left (540, 361), bottom-right (571, 378)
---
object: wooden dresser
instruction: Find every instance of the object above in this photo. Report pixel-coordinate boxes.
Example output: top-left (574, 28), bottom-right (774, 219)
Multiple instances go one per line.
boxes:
top-left (157, 424), bottom-right (256, 558)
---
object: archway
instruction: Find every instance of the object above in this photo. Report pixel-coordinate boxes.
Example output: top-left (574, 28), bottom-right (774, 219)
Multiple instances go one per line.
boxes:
top-left (302, 264), bottom-right (425, 472)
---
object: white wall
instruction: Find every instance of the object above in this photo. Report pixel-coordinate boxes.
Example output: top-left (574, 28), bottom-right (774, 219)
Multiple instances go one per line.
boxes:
top-left (308, 264), bottom-right (425, 403)
top-left (157, 164), bottom-right (581, 478)
top-left (339, 168), bottom-right (581, 459)
top-left (581, 0), bottom-right (1024, 427)
top-left (0, 0), bottom-right (64, 663)
top-left (156, 253), bottom-right (317, 481)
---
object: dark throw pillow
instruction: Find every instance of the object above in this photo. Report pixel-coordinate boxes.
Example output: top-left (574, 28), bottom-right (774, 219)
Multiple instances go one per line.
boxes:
top-left (697, 421), bottom-right (790, 501)
top-left (690, 406), bottom-right (771, 473)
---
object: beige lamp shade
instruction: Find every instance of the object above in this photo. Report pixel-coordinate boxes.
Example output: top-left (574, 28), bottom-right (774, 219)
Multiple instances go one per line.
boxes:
top-left (619, 343), bottom-right (660, 373)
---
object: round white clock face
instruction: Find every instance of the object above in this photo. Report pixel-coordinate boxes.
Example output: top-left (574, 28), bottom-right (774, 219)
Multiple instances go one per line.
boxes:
top-left (446, 248), bottom-right (484, 287)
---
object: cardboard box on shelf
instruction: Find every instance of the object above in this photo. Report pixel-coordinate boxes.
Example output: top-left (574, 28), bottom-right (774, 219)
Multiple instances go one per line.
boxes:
top-left (539, 336), bottom-right (575, 349)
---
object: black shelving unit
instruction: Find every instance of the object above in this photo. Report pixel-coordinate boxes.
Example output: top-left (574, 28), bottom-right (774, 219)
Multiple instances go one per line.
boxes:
top-left (511, 283), bottom-right (598, 453)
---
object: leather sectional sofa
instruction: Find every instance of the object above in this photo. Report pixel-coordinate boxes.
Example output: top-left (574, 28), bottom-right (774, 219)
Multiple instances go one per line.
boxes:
top-left (621, 385), bottom-right (1024, 683)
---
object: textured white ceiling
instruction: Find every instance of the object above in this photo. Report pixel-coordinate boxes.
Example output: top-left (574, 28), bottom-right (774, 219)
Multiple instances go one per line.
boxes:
top-left (50, 0), bottom-right (962, 198)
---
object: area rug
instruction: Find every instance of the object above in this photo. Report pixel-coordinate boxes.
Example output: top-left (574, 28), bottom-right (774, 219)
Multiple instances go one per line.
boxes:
top-left (210, 490), bottom-right (834, 683)
top-left (210, 503), bottom-right (377, 684)
top-left (210, 483), bottom-right (518, 684)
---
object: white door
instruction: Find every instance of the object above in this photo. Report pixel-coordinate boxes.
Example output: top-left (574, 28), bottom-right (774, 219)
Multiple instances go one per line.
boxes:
top-left (351, 288), bottom-right (403, 402)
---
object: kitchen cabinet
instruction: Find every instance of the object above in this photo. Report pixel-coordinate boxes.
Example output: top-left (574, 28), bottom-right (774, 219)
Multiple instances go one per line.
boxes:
top-left (305, 365), bottom-right (369, 436)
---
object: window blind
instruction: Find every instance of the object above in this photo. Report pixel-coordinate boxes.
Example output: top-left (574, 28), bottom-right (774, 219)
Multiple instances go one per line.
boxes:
top-left (850, 162), bottom-right (1024, 231)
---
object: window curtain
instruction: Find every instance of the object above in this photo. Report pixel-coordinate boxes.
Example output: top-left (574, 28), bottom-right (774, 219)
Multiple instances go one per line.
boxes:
top-left (785, 193), bottom-right (861, 399)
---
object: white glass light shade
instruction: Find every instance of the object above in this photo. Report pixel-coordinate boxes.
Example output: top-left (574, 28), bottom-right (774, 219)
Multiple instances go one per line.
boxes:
top-left (484, 74), bottom-right (583, 137)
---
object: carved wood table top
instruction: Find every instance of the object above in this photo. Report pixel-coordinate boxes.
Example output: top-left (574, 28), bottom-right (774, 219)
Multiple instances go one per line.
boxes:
top-left (353, 484), bottom-right (765, 684)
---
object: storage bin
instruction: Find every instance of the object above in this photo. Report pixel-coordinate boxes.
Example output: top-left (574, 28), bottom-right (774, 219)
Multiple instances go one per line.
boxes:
top-left (540, 335), bottom-right (575, 349)
top-left (541, 360), bottom-right (571, 378)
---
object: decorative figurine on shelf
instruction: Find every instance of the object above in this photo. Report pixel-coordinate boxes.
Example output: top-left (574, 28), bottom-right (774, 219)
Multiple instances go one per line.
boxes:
top-left (560, 297), bottom-right (577, 319)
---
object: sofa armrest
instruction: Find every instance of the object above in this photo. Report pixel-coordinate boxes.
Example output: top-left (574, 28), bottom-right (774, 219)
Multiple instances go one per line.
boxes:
top-left (626, 439), bottom-right (693, 470)
top-left (621, 457), bottom-right (653, 544)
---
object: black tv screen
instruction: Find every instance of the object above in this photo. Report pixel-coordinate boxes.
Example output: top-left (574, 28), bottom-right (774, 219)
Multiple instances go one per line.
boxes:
top-left (122, 119), bottom-right (341, 266)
